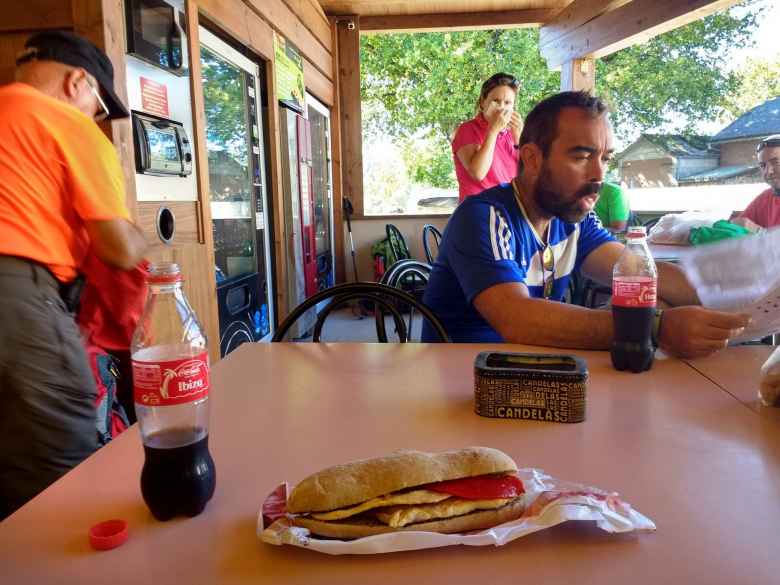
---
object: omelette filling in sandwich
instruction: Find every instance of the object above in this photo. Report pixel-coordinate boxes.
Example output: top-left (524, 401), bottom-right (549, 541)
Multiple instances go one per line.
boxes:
top-left (286, 448), bottom-right (527, 536)
top-left (308, 474), bottom-right (525, 528)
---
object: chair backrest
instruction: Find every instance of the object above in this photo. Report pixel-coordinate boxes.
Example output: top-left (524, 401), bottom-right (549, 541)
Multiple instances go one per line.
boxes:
top-left (272, 282), bottom-right (451, 343)
top-left (422, 224), bottom-right (442, 264)
top-left (385, 223), bottom-right (411, 263)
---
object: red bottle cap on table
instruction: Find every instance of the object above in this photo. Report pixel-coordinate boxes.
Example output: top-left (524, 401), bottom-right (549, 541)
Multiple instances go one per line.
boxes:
top-left (88, 519), bottom-right (128, 551)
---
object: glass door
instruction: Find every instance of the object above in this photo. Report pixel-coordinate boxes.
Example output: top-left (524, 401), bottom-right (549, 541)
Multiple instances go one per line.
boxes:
top-left (306, 94), bottom-right (334, 291)
top-left (200, 28), bottom-right (274, 354)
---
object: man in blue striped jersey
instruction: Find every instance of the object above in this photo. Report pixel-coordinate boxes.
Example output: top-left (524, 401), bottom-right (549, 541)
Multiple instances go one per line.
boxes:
top-left (422, 91), bottom-right (749, 358)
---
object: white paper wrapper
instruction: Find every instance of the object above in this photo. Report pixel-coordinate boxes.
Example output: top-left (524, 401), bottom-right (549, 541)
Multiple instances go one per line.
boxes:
top-left (257, 468), bottom-right (655, 555)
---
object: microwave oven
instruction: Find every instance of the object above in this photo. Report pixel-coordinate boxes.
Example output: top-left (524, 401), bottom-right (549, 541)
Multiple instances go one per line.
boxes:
top-left (132, 111), bottom-right (193, 177)
top-left (125, 0), bottom-right (186, 74)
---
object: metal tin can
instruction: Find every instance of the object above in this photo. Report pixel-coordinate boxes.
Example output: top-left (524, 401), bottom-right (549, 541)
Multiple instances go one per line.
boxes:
top-left (474, 352), bottom-right (587, 423)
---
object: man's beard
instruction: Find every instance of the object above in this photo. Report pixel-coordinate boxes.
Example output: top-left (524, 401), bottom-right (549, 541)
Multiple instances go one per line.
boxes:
top-left (533, 165), bottom-right (602, 223)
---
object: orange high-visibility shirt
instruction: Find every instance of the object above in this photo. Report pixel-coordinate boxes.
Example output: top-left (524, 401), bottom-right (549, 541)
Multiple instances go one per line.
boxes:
top-left (0, 82), bottom-right (129, 282)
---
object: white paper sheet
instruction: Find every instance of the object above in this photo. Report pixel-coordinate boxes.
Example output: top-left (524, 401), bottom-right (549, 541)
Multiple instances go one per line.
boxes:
top-left (257, 468), bottom-right (655, 555)
top-left (679, 227), bottom-right (780, 342)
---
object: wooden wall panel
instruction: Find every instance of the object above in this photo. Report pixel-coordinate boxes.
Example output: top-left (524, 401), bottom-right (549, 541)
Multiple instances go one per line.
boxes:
top-left (303, 56), bottom-right (333, 106)
top-left (0, 33), bottom-right (32, 85)
top-left (0, 0), bottom-right (73, 32)
top-left (279, 0), bottom-right (332, 51)
top-left (360, 9), bottom-right (555, 33)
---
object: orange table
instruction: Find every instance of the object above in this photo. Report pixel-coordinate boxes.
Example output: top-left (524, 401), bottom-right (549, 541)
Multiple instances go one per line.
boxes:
top-left (686, 345), bottom-right (780, 417)
top-left (2, 343), bottom-right (780, 585)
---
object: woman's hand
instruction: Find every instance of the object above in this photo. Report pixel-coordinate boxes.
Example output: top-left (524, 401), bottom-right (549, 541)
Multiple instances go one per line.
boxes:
top-left (485, 103), bottom-right (511, 134)
top-left (509, 112), bottom-right (523, 145)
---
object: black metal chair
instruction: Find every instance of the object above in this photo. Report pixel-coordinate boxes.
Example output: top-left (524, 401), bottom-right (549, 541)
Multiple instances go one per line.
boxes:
top-left (385, 223), bottom-right (411, 265)
top-left (380, 260), bottom-right (432, 339)
top-left (272, 282), bottom-right (451, 343)
top-left (422, 224), bottom-right (442, 264)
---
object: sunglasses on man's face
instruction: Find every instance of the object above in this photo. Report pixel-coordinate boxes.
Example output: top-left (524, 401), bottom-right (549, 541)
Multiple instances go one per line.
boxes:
top-left (85, 78), bottom-right (110, 122)
top-left (539, 245), bottom-right (555, 299)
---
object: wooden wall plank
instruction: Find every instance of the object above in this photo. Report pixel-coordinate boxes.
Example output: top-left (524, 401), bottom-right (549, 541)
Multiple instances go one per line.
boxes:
top-left (245, 10), bottom-right (274, 60)
top-left (328, 18), bottom-right (345, 283)
top-left (361, 9), bottom-right (556, 33)
top-left (197, 0), bottom-right (252, 48)
top-left (560, 57), bottom-right (595, 92)
top-left (0, 0), bottom-right (73, 32)
top-left (336, 16), bottom-right (363, 217)
top-left (540, 0), bottom-right (741, 68)
top-left (279, 0), bottom-right (332, 51)
top-left (185, 0), bottom-right (220, 363)
top-left (539, 0), bottom-right (631, 49)
top-left (245, 0), bottom-right (332, 80)
top-left (303, 56), bottom-right (334, 106)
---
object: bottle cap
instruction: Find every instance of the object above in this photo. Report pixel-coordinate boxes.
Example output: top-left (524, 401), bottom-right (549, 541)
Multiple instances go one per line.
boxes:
top-left (88, 519), bottom-right (128, 551)
top-left (626, 226), bottom-right (647, 238)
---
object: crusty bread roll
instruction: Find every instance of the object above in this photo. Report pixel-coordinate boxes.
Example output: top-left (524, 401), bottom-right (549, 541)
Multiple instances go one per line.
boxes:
top-left (288, 447), bottom-right (518, 514)
top-left (293, 499), bottom-right (525, 539)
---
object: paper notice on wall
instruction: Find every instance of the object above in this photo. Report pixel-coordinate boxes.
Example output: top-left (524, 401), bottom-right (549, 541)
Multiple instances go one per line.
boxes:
top-left (680, 227), bottom-right (780, 341)
top-left (140, 77), bottom-right (170, 118)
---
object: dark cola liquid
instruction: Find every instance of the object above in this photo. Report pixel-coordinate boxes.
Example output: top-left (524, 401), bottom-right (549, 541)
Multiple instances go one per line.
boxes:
top-left (611, 306), bottom-right (656, 373)
top-left (141, 427), bottom-right (216, 521)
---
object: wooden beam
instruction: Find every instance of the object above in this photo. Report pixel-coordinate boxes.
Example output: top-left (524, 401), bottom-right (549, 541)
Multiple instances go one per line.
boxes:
top-left (303, 55), bottom-right (334, 106)
top-left (71, 0), bottom-right (138, 221)
top-left (539, 0), bottom-right (631, 50)
top-left (361, 9), bottom-right (556, 33)
top-left (540, 0), bottom-right (741, 69)
top-left (264, 58), bottom-right (290, 325)
top-left (336, 16), bottom-right (363, 217)
top-left (329, 18), bottom-right (345, 284)
top-left (560, 58), bottom-right (595, 92)
top-left (184, 0), bottom-right (220, 364)
top-left (0, 0), bottom-right (72, 32)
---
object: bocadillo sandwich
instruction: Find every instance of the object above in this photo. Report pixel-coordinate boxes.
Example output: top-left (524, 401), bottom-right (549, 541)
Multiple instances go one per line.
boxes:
top-left (287, 447), bottom-right (526, 539)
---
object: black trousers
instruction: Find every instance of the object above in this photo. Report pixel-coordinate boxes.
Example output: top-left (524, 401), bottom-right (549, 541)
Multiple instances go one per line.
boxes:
top-left (0, 256), bottom-right (97, 520)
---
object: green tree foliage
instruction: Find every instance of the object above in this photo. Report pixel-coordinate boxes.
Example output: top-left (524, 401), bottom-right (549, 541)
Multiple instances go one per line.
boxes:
top-left (360, 4), bottom-right (760, 189)
top-left (724, 54), bottom-right (780, 117)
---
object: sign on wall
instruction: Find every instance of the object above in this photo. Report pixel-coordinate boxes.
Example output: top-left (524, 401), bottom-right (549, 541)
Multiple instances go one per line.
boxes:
top-left (273, 32), bottom-right (305, 113)
top-left (140, 76), bottom-right (170, 118)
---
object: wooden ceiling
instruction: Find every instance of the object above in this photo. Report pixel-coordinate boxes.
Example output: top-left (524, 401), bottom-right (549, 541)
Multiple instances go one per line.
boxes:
top-left (317, 1), bottom-right (569, 18)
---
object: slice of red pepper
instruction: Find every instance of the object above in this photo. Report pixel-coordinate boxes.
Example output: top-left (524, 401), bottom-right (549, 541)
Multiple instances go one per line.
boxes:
top-left (425, 474), bottom-right (525, 499)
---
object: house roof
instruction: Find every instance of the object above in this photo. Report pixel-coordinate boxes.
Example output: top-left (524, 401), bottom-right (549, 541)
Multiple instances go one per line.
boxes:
top-left (617, 133), bottom-right (716, 161)
top-left (711, 96), bottom-right (780, 143)
top-left (678, 164), bottom-right (758, 184)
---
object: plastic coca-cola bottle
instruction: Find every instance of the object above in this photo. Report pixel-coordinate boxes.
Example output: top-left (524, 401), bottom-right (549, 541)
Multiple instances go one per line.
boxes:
top-left (131, 263), bottom-right (216, 520)
top-left (611, 226), bottom-right (658, 373)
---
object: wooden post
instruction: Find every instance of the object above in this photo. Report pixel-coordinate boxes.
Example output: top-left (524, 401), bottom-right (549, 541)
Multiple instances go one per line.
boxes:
top-left (560, 58), bottom-right (595, 92)
top-left (329, 18), bottom-right (346, 283)
top-left (336, 15), bottom-right (363, 218)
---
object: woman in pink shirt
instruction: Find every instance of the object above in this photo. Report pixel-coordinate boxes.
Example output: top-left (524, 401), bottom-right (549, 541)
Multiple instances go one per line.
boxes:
top-left (452, 73), bottom-right (523, 202)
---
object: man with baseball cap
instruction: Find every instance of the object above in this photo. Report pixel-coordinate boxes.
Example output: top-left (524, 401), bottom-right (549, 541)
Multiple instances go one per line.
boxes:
top-left (733, 135), bottom-right (780, 231)
top-left (0, 30), bottom-right (147, 518)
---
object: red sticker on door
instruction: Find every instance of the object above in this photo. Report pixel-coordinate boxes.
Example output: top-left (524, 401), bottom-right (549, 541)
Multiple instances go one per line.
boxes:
top-left (133, 352), bottom-right (210, 406)
top-left (612, 277), bottom-right (657, 308)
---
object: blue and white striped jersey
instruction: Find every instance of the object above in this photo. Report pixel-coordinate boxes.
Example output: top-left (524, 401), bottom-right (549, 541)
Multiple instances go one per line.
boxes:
top-left (422, 183), bottom-right (614, 342)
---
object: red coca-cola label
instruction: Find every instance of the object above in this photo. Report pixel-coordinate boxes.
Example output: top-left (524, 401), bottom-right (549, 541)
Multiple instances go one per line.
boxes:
top-left (612, 276), bottom-right (657, 308)
top-left (133, 352), bottom-right (210, 406)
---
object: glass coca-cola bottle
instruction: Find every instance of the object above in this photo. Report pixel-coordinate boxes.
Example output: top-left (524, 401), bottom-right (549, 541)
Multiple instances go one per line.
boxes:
top-left (131, 262), bottom-right (216, 520)
top-left (611, 226), bottom-right (658, 373)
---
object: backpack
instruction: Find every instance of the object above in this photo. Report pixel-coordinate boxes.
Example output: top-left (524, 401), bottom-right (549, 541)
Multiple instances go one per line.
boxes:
top-left (86, 344), bottom-right (130, 445)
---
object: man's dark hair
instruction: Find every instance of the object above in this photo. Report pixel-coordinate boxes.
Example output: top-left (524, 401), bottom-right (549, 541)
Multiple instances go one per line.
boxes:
top-left (757, 134), bottom-right (780, 154)
top-left (519, 91), bottom-right (609, 161)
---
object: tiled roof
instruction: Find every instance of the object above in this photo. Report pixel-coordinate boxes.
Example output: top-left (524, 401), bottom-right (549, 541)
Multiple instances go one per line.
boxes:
top-left (712, 96), bottom-right (780, 143)
top-left (641, 134), bottom-right (715, 157)
top-left (678, 164), bottom-right (757, 184)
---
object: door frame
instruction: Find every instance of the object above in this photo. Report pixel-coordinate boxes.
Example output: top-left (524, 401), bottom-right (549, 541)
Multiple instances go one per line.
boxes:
top-left (199, 26), bottom-right (275, 342)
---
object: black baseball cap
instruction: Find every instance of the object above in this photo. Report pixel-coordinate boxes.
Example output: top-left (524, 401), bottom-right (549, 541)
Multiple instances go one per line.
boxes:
top-left (18, 30), bottom-right (129, 119)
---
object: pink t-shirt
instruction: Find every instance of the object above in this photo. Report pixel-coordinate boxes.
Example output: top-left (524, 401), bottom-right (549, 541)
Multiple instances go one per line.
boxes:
top-left (451, 115), bottom-right (520, 202)
top-left (740, 188), bottom-right (780, 228)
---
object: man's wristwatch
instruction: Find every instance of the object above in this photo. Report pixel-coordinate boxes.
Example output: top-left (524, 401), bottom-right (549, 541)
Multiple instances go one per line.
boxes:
top-left (513, 143), bottom-right (520, 150)
top-left (651, 309), bottom-right (664, 348)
